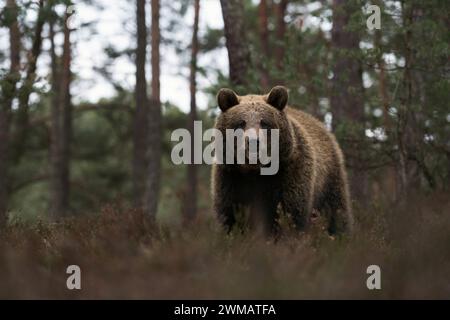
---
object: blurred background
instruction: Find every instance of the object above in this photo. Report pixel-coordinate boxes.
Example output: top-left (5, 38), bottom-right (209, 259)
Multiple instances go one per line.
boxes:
top-left (0, 0), bottom-right (448, 225)
top-left (0, 0), bottom-right (449, 300)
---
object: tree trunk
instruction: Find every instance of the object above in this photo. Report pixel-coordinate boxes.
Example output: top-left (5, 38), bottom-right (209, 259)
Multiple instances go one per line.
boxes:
top-left (373, 0), bottom-right (391, 132)
top-left (49, 8), bottom-right (72, 218)
top-left (7, 0), bottom-right (21, 72)
top-left (373, 13), bottom-right (397, 202)
top-left (275, 0), bottom-right (288, 72)
top-left (0, 98), bottom-right (9, 226)
top-left (60, 10), bottom-right (73, 216)
top-left (330, 0), bottom-right (367, 203)
top-left (133, 0), bottom-right (149, 208)
top-left (397, 2), bottom-right (421, 199)
top-left (258, 0), bottom-right (270, 90)
top-left (0, 0), bottom-right (21, 226)
top-left (185, 0), bottom-right (200, 222)
top-left (144, 0), bottom-right (162, 218)
top-left (13, 0), bottom-right (45, 162)
top-left (49, 17), bottom-right (62, 218)
top-left (220, 0), bottom-right (251, 88)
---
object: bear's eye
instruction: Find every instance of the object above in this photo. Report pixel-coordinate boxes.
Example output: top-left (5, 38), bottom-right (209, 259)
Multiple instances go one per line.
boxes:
top-left (234, 120), bottom-right (246, 130)
top-left (260, 120), bottom-right (272, 129)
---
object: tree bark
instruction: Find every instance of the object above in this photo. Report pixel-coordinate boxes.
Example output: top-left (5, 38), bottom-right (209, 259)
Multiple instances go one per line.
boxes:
top-left (49, 16), bottom-right (62, 218)
top-left (133, 0), bottom-right (150, 208)
top-left (60, 21), bottom-right (72, 216)
top-left (185, 0), bottom-right (200, 222)
top-left (144, 0), bottom-right (162, 218)
top-left (258, 0), bottom-right (270, 90)
top-left (275, 0), bottom-right (288, 72)
top-left (330, 0), bottom-right (367, 203)
top-left (397, 1), bottom-right (421, 199)
top-left (0, 77), bottom-right (9, 227)
top-left (49, 7), bottom-right (72, 218)
top-left (331, 0), bottom-right (364, 126)
top-left (7, 0), bottom-right (21, 72)
top-left (13, 0), bottom-right (45, 162)
top-left (0, 0), bottom-right (21, 227)
top-left (373, 0), bottom-right (391, 132)
top-left (372, 9), bottom-right (398, 202)
top-left (220, 0), bottom-right (251, 88)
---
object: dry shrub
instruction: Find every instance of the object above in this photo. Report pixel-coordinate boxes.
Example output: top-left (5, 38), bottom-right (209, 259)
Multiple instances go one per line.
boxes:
top-left (0, 192), bottom-right (449, 299)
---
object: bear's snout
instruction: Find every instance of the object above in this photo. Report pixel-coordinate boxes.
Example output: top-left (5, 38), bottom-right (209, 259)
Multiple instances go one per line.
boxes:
top-left (245, 136), bottom-right (260, 161)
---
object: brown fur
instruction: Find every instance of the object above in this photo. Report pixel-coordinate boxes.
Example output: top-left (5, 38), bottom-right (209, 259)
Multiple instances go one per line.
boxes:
top-left (212, 86), bottom-right (353, 236)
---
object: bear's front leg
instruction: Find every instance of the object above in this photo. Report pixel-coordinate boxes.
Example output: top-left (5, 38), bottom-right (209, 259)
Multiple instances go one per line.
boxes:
top-left (283, 190), bottom-right (313, 232)
top-left (325, 169), bottom-right (354, 235)
top-left (281, 168), bottom-right (314, 232)
top-left (262, 201), bottom-right (281, 237)
top-left (249, 194), bottom-right (280, 237)
top-left (216, 203), bottom-right (236, 233)
top-left (212, 165), bottom-right (236, 233)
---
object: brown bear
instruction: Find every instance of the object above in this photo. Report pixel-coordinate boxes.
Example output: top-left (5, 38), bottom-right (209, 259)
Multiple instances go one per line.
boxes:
top-left (211, 86), bottom-right (353, 236)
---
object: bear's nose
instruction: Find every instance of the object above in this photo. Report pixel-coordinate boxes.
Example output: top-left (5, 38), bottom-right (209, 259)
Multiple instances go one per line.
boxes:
top-left (245, 136), bottom-right (259, 148)
top-left (245, 137), bottom-right (260, 161)
top-left (247, 137), bottom-right (259, 145)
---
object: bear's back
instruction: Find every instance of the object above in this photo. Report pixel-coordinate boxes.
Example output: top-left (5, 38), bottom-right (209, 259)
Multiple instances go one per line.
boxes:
top-left (285, 107), bottom-right (344, 193)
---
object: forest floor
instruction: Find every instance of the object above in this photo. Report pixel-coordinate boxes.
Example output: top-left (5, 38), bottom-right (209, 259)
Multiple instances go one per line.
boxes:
top-left (0, 192), bottom-right (449, 299)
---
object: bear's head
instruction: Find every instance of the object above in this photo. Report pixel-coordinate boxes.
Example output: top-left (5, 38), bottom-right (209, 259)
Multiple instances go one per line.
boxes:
top-left (214, 86), bottom-right (293, 172)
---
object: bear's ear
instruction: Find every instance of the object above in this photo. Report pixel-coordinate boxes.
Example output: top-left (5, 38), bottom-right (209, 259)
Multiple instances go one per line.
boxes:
top-left (266, 86), bottom-right (288, 111)
top-left (217, 88), bottom-right (239, 112)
